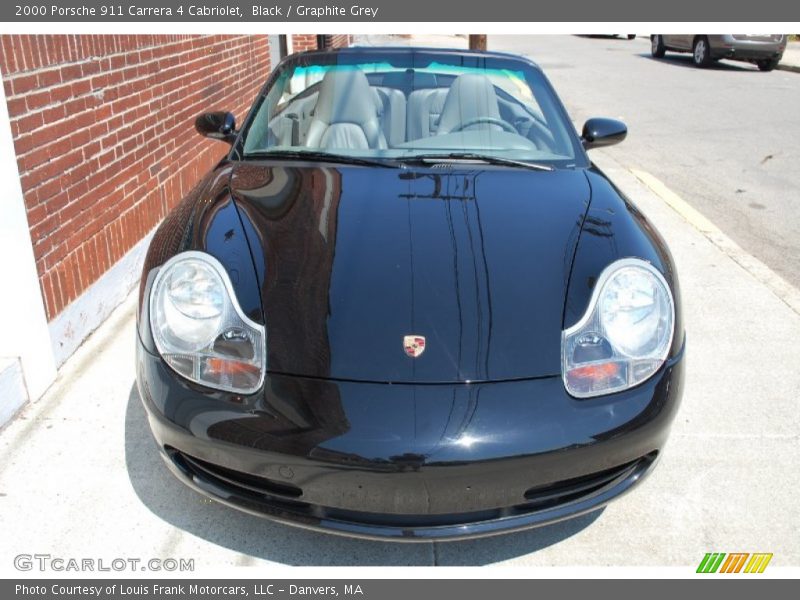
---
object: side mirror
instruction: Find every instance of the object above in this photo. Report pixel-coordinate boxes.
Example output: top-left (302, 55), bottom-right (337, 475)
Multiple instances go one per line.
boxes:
top-left (195, 111), bottom-right (236, 143)
top-left (581, 118), bottom-right (627, 150)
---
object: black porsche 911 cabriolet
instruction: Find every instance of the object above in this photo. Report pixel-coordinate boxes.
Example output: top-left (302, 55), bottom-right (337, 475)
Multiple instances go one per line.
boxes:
top-left (136, 46), bottom-right (685, 541)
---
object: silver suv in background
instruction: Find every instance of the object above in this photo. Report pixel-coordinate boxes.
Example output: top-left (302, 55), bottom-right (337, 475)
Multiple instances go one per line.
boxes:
top-left (651, 35), bottom-right (787, 71)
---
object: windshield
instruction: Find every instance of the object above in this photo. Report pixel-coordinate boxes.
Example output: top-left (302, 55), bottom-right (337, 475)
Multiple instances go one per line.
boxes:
top-left (238, 49), bottom-right (584, 168)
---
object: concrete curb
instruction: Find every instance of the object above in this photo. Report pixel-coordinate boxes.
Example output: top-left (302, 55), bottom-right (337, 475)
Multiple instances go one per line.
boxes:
top-left (777, 63), bottom-right (800, 73)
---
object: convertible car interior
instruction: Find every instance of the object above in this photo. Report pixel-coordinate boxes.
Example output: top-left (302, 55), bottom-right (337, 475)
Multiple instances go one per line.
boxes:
top-left (255, 68), bottom-right (562, 155)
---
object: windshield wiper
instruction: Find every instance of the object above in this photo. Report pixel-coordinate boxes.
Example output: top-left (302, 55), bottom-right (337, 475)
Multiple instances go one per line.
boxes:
top-left (242, 150), bottom-right (401, 169)
top-left (401, 153), bottom-right (554, 172)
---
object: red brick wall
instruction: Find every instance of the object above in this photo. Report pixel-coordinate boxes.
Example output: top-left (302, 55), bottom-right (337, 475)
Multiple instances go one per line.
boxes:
top-left (290, 35), bottom-right (352, 52)
top-left (291, 35), bottom-right (319, 52)
top-left (0, 35), bottom-right (271, 321)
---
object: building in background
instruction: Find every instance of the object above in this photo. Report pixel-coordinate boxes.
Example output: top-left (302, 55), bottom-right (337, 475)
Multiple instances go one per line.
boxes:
top-left (0, 33), bottom-right (352, 426)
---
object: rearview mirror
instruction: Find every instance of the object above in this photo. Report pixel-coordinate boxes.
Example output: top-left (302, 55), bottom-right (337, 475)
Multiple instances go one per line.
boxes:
top-left (581, 118), bottom-right (627, 150)
top-left (195, 111), bottom-right (237, 144)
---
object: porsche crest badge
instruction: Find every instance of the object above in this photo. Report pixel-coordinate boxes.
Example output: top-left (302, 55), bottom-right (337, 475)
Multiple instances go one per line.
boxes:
top-left (403, 335), bottom-right (426, 358)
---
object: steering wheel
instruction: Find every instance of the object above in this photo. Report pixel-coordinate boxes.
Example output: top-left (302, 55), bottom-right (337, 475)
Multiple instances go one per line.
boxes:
top-left (449, 117), bottom-right (518, 134)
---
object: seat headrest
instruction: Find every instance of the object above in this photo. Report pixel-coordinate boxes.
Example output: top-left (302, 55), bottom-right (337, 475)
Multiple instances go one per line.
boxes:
top-left (314, 69), bottom-right (380, 125)
top-left (437, 74), bottom-right (501, 135)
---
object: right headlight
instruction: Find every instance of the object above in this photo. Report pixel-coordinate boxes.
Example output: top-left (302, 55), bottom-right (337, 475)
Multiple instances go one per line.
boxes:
top-left (149, 251), bottom-right (265, 394)
top-left (562, 258), bottom-right (674, 398)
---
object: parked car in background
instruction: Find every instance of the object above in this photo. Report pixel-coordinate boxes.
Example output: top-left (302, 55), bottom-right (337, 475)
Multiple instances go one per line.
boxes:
top-left (650, 34), bottom-right (787, 71)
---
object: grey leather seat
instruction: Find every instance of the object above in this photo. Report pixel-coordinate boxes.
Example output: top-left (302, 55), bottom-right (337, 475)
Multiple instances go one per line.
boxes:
top-left (267, 92), bottom-right (318, 147)
top-left (406, 88), bottom-right (448, 141)
top-left (382, 71), bottom-right (438, 97)
top-left (437, 74), bottom-right (503, 135)
top-left (373, 86), bottom-right (406, 148)
top-left (305, 70), bottom-right (387, 150)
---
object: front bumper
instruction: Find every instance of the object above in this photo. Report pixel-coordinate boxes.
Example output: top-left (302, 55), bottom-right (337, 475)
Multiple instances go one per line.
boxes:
top-left (136, 335), bottom-right (685, 541)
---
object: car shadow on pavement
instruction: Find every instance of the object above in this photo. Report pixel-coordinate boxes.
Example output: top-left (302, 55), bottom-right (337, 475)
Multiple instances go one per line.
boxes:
top-left (124, 383), bottom-right (602, 566)
top-left (576, 35), bottom-right (635, 40)
top-left (637, 53), bottom-right (757, 71)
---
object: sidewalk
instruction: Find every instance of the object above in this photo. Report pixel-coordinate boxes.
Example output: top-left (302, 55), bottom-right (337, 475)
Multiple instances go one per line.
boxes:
top-left (778, 41), bottom-right (800, 73)
top-left (0, 145), bottom-right (798, 568)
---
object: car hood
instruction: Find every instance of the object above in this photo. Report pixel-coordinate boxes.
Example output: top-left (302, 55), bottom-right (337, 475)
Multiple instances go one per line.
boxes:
top-left (229, 162), bottom-right (590, 384)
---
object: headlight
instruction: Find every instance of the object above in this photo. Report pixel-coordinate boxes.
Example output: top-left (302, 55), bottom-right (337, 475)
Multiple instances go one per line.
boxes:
top-left (150, 251), bottom-right (265, 394)
top-left (562, 258), bottom-right (674, 398)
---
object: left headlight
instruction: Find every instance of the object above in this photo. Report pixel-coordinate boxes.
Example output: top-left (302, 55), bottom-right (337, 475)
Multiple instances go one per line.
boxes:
top-left (562, 258), bottom-right (674, 398)
top-left (149, 251), bottom-right (265, 394)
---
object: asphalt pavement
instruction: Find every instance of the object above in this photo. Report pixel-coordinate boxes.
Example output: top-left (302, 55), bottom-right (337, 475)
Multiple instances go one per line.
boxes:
top-left (0, 35), bottom-right (798, 569)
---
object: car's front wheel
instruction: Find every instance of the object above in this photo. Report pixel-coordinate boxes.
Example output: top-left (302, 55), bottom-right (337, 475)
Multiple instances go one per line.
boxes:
top-left (692, 36), bottom-right (713, 68)
top-left (757, 58), bottom-right (780, 72)
top-left (651, 35), bottom-right (666, 58)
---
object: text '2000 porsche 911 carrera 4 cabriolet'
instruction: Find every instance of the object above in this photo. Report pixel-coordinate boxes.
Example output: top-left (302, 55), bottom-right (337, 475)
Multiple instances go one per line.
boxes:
top-left (135, 46), bottom-right (685, 541)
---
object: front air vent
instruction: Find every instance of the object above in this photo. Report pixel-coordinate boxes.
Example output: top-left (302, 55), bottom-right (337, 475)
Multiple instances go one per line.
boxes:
top-left (167, 447), bottom-right (303, 499)
top-left (523, 453), bottom-right (656, 508)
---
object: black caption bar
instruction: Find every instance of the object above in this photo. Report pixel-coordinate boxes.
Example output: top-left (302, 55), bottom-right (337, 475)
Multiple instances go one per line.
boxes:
top-left (2, 0), bottom-right (800, 22)
top-left (2, 579), bottom-right (796, 600)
